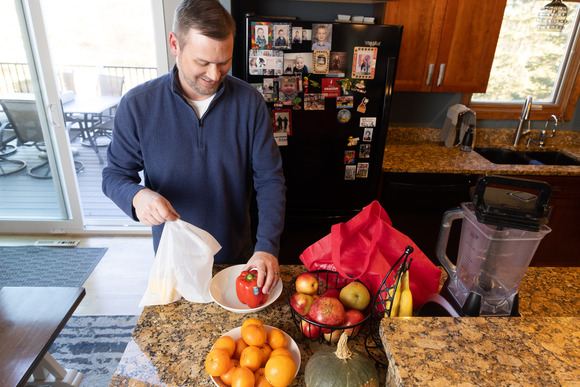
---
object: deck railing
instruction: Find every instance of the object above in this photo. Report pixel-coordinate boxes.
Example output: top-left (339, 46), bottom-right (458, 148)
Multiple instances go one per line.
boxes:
top-left (0, 63), bottom-right (158, 95)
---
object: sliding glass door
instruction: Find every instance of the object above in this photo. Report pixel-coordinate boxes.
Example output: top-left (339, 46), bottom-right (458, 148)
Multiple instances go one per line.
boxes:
top-left (0, 0), bottom-right (84, 233)
top-left (0, 0), bottom-right (161, 233)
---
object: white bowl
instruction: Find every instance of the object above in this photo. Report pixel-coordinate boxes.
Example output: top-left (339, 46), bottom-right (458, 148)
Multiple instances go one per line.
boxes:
top-left (210, 264), bottom-right (283, 313)
top-left (211, 325), bottom-right (301, 387)
top-left (363, 17), bottom-right (375, 24)
top-left (337, 14), bottom-right (351, 21)
top-left (352, 16), bottom-right (364, 23)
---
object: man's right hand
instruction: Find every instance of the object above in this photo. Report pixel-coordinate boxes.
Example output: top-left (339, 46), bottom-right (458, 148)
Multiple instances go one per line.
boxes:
top-left (132, 188), bottom-right (180, 226)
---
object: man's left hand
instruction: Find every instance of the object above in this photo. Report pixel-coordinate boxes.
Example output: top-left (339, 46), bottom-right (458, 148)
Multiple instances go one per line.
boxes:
top-left (242, 252), bottom-right (280, 295)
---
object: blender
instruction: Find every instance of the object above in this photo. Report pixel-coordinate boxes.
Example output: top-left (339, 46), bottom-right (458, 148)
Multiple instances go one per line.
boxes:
top-left (433, 175), bottom-right (552, 317)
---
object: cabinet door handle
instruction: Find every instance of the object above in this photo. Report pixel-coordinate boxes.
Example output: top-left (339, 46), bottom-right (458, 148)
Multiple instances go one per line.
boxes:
top-left (437, 63), bottom-right (446, 87)
top-left (426, 64), bottom-right (435, 86)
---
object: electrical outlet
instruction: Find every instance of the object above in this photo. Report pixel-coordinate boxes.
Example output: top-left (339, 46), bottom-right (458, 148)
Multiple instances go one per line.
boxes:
top-left (34, 240), bottom-right (80, 247)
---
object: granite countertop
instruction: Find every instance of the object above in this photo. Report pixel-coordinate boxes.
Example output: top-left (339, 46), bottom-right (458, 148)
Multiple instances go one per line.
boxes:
top-left (383, 127), bottom-right (580, 176)
top-left (110, 265), bottom-right (579, 387)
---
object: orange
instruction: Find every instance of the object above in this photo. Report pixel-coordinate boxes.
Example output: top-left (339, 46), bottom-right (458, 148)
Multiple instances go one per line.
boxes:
top-left (219, 358), bottom-right (240, 386)
top-left (258, 343), bottom-right (272, 366)
top-left (265, 355), bottom-right (296, 387)
top-left (241, 324), bottom-right (267, 347)
top-left (231, 365), bottom-right (255, 387)
top-left (241, 318), bottom-right (264, 331)
top-left (267, 328), bottom-right (288, 350)
top-left (214, 335), bottom-right (236, 358)
top-left (239, 345), bottom-right (263, 372)
top-left (233, 337), bottom-right (248, 360)
top-left (205, 348), bottom-right (230, 376)
top-left (269, 347), bottom-right (292, 359)
top-left (254, 367), bottom-right (274, 387)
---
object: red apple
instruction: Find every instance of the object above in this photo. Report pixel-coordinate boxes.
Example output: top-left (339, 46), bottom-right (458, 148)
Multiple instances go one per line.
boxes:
top-left (339, 281), bottom-right (371, 311)
top-left (300, 319), bottom-right (321, 339)
top-left (343, 309), bottom-right (365, 336)
top-left (307, 296), bottom-right (346, 333)
top-left (321, 288), bottom-right (341, 299)
top-left (290, 292), bottom-right (314, 315)
top-left (295, 272), bottom-right (318, 295)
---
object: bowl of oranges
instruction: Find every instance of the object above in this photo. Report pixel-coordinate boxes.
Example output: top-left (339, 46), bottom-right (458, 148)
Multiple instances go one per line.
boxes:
top-left (206, 318), bottom-right (300, 387)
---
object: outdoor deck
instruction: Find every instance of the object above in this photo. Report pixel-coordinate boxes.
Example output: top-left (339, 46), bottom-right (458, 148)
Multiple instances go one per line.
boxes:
top-left (0, 133), bottom-right (138, 226)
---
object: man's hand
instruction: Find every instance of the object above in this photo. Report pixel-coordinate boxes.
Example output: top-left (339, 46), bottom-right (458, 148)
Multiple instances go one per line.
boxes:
top-left (132, 188), bottom-right (180, 226)
top-left (242, 251), bottom-right (280, 295)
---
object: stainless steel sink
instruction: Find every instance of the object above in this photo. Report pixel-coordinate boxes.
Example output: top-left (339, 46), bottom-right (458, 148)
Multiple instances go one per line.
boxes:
top-left (474, 147), bottom-right (580, 166)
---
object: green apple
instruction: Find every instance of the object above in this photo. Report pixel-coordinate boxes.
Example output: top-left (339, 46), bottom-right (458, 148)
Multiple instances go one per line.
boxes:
top-left (339, 282), bottom-right (371, 311)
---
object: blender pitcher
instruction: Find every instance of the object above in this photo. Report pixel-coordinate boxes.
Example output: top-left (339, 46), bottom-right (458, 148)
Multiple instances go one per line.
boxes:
top-left (436, 175), bottom-right (552, 316)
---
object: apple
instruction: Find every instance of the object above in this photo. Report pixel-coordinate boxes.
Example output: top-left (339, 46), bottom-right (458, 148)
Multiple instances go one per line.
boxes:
top-left (323, 329), bottom-right (344, 343)
top-left (339, 281), bottom-right (371, 311)
top-left (307, 296), bottom-right (346, 333)
top-left (321, 288), bottom-right (341, 298)
top-left (290, 292), bottom-right (314, 315)
top-left (300, 319), bottom-right (321, 339)
top-left (295, 272), bottom-right (319, 295)
top-left (343, 309), bottom-right (365, 336)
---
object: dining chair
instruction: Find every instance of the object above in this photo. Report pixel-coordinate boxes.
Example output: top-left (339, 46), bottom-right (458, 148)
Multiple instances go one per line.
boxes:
top-left (87, 74), bottom-right (125, 147)
top-left (58, 71), bottom-right (76, 94)
top-left (0, 118), bottom-right (26, 177)
top-left (97, 74), bottom-right (124, 97)
top-left (0, 99), bottom-right (83, 179)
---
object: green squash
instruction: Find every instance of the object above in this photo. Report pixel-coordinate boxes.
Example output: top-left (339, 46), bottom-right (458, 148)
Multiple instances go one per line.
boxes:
top-left (304, 332), bottom-right (379, 387)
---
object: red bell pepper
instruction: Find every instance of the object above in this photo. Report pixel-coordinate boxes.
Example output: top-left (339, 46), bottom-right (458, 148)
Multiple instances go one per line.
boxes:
top-left (236, 270), bottom-right (266, 308)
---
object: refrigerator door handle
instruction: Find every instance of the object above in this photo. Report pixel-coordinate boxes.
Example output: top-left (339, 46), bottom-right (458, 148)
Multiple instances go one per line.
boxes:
top-left (437, 63), bottom-right (446, 87)
top-left (426, 63), bottom-right (435, 86)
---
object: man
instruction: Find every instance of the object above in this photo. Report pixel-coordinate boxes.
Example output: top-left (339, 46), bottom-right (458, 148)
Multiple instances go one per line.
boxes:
top-left (102, 0), bottom-right (286, 295)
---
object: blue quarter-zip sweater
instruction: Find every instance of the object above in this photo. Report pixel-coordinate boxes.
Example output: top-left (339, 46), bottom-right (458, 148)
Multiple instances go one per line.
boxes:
top-left (102, 66), bottom-right (286, 263)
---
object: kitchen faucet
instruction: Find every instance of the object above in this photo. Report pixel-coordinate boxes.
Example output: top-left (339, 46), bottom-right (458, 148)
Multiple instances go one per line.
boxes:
top-left (512, 95), bottom-right (533, 146)
top-left (527, 114), bottom-right (558, 148)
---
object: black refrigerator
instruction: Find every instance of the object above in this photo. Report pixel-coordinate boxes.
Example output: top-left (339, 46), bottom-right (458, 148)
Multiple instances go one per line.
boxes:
top-left (242, 15), bottom-right (402, 262)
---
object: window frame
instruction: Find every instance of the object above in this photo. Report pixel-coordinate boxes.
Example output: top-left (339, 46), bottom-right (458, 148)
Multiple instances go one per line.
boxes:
top-left (463, 4), bottom-right (580, 122)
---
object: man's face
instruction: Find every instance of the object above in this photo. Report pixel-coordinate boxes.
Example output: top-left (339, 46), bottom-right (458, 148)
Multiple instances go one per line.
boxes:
top-left (170, 29), bottom-right (233, 101)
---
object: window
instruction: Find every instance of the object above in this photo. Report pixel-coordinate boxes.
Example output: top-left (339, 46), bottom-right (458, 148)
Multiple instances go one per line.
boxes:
top-left (463, 0), bottom-right (580, 121)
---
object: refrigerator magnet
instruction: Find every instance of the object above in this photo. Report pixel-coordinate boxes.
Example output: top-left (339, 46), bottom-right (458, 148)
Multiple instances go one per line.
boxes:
top-left (337, 78), bottom-right (352, 95)
top-left (357, 97), bottom-right (369, 113)
top-left (352, 47), bottom-right (377, 79)
top-left (363, 128), bottom-right (373, 142)
top-left (283, 52), bottom-right (313, 75)
top-left (337, 109), bottom-right (351, 123)
top-left (347, 136), bottom-right (359, 146)
top-left (313, 50), bottom-right (330, 74)
top-left (278, 76), bottom-right (298, 106)
top-left (353, 80), bottom-right (367, 93)
top-left (359, 143), bottom-right (371, 158)
top-left (273, 109), bottom-right (292, 136)
top-left (292, 27), bottom-right (303, 45)
top-left (251, 22), bottom-right (272, 49)
top-left (272, 23), bottom-right (292, 50)
top-left (356, 163), bottom-right (370, 178)
top-left (345, 165), bottom-right (356, 180)
top-left (337, 96), bottom-right (353, 109)
top-left (360, 117), bottom-right (376, 128)
top-left (321, 78), bottom-right (341, 98)
top-left (344, 150), bottom-right (356, 165)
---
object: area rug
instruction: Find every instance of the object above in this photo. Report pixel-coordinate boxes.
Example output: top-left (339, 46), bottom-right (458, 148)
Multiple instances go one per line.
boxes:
top-left (49, 315), bottom-right (139, 387)
top-left (0, 246), bottom-right (107, 287)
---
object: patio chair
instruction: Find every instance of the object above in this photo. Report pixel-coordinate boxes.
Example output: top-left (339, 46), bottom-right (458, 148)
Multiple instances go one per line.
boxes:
top-left (0, 99), bottom-right (83, 179)
top-left (86, 74), bottom-right (125, 147)
top-left (0, 118), bottom-right (26, 177)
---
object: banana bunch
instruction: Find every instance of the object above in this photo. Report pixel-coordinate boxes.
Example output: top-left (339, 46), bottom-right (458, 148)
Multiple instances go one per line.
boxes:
top-left (385, 268), bottom-right (413, 317)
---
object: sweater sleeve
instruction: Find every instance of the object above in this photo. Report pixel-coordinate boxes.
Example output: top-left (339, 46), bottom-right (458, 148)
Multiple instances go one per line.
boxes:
top-left (101, 95), bottom-right (146, 221)
top-left (251, 98), bottom-right (287, 258)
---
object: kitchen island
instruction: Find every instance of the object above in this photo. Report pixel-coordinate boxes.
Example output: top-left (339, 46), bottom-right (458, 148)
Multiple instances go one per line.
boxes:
top-left (110, 265), bottom-right (579, 386)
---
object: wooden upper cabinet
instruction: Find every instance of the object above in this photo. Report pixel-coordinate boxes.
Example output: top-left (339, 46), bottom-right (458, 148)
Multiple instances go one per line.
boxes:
top-left (382, 0), bottom-right (507, 93)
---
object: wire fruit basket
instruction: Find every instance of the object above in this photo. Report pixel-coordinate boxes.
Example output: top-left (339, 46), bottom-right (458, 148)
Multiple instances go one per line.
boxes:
top-left (287, 270), bottom-right (372, 343)
top-left (364, 246), bottom-right (414, 364)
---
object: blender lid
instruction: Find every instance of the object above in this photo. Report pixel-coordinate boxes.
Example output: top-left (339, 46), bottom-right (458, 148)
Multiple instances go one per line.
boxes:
top-left (472, 175), bottom-right (552, 231)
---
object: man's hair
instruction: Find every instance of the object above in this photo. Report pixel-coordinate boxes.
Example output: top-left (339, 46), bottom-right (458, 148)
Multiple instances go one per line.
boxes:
top-left (173, 0), bottom-right (236, 45)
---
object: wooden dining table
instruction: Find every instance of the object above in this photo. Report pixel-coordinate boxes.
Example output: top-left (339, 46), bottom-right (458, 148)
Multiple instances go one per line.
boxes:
top-left (0, 287), bottom-right (86, 387)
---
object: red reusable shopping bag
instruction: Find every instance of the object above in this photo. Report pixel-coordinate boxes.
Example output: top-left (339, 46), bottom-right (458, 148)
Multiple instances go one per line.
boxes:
top-left (299, 200), bottom-right (441, 307)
